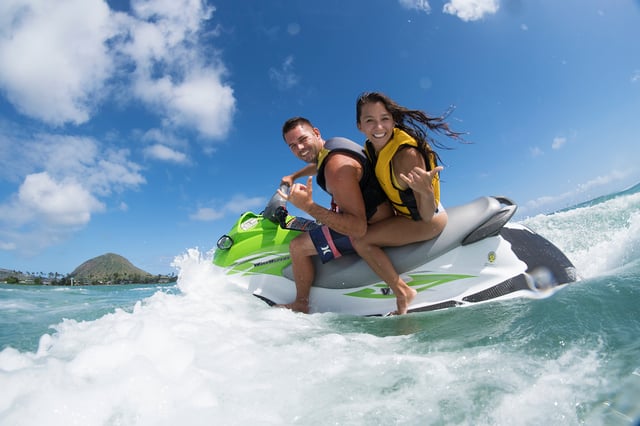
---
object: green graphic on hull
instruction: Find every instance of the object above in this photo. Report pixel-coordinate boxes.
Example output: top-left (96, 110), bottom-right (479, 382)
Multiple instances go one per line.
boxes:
top-left (345, 273), bottom-right (474, 299)
top-left (228, 254), bottom-right (291, 277)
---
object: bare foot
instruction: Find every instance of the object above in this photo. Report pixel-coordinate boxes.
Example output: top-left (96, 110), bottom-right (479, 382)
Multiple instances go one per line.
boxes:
top-left (275, 300), bottom-right (309, 314)
top-left (395, 286), bottom-right (417, 315)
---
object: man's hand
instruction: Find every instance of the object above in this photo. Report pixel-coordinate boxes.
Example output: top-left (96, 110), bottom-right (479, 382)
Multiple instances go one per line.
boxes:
top-left (280, 174), bottom-right (295, 187)
top-left (279, 176), bottom-right (314, 213)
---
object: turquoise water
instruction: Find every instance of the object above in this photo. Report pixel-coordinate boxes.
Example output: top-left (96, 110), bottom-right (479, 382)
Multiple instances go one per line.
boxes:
top-left (0, 284), bottom-right (179, 352)
top-left (1, 185), bottom-right (639, 425)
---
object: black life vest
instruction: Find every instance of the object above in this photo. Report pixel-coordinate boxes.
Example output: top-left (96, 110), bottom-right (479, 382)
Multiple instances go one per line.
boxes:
top-left (316, 137), bottom-right (386, 220)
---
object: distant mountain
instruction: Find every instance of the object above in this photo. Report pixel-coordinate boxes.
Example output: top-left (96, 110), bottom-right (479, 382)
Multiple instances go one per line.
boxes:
top-left (70, 253), bottom-right (153, 284)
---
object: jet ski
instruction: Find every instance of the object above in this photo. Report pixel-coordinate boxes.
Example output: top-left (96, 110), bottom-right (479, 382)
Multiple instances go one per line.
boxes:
top-left (213, 186), bottom-right (578, 316)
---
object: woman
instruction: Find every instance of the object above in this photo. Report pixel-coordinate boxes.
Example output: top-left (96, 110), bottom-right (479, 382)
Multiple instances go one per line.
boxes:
top-left (352, 92), bottom-right (464, 314)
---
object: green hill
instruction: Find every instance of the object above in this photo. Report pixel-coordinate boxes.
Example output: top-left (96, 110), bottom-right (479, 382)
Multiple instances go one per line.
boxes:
top-left (70, 253), bottom-right (153, 284)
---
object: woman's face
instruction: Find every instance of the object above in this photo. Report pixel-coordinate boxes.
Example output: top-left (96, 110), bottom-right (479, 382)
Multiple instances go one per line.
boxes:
top-left (357, 101), bottom-right (394, 150)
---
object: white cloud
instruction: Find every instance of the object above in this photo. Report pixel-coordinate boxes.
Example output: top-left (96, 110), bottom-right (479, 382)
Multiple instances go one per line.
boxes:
top-left (144, 144), bottom-right (188, 163)
top-left (0, 0), bottom-right (245, 254)
top-left (0, 131), bottom-right (145, 254)
top-left (269, 56), bottom-right (299, 90)
top-left (226, 195), bottom-right (267, 215)
top-left (0, 0), bottom-right (236, 140)
top-left (142, 128), bottom-right (186, 147)
top-left (92, 150), bottom-right (146, 195)
top-left (521, 170), bottom-right (633, 216)
top-left (121, 0), bottom-right (236, 140)
top-left (17, 172), bottom-right (104, 227)
top-left (20, 134), bottom-right (145, 197)
top-left (575, 172), bottom-right (630, 193)
top-left (398, 0), bottom-right (499, 21)
top-left (190, 194), bottom-right (266, 222)
top-left (443, 0), bottom-right (499, 21)
top-left (0, 241), bottom-right (17, 251)
top-left (552, 136), bottom-right (567, 150)
top-left (189, 207), bottom-right (224, 222)
top-left (0, 0), bottom-right (117, 125)
top-left (398, 0), bottom-right (432, 14)
top-left (632, 70), bottom-right (640, 83)
top-left (170, 72), bottom-right (235, 138)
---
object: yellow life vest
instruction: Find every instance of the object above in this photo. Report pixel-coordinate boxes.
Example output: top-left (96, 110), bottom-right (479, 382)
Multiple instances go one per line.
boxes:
top-left (365, 128), bottom-right (440, 220)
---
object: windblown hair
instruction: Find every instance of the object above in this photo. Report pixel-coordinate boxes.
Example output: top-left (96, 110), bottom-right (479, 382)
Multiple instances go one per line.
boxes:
top-left (356, 92), bottom-right (466, 163)
top-left (282, 116), bottom-right (314, 140)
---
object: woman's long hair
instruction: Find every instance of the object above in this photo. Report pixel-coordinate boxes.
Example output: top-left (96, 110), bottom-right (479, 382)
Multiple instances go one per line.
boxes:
top-left (356, 92), bottom-right (466, 164)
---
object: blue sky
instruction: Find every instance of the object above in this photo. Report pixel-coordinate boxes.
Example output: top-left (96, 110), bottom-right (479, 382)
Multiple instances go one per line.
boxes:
top-left (1, 0), bottom-right (639, 275)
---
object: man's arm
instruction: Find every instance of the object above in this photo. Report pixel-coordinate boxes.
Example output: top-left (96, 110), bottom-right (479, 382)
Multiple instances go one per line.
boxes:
top-left (286, 154), bottom-right (368, 238)
top-left (281, 163), bottom-right (317, 187)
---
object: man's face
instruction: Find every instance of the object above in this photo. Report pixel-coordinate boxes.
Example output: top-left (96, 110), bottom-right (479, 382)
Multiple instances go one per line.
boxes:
top-left (284, 124), bottom-right (321, 163)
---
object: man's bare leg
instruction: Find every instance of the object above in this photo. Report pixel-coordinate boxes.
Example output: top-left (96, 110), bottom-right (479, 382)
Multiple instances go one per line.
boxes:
top-left (275, 234), bottom-right (315, 313)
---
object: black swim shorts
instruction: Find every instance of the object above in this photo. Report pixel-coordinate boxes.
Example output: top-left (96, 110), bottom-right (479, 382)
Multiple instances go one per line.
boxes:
top-left (308, 225), bottom-right (355, 264)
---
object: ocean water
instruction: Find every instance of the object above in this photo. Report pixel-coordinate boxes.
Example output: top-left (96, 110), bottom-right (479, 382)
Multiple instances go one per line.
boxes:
top-left (1, 185), bottom-right (639, 426)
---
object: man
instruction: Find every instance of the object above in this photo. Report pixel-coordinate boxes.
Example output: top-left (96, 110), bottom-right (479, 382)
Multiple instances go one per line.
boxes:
top-left (277, 117), bottom-right (392, 313)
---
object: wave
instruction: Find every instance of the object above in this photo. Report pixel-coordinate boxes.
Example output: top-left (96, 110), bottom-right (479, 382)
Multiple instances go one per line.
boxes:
top-left (521, 183), bottom-right (640, 278)
top-left (1, 187), bottom-right (638, 425)
top-left (556, 181), bottom-right (640, 212)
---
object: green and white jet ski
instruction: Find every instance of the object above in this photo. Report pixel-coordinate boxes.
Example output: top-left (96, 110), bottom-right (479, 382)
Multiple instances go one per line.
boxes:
top-left (213, 186), bottom-right (578, 316)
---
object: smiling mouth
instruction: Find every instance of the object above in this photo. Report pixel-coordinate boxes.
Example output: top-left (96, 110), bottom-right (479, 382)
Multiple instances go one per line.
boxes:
top-left (373, 132), bottom-right (386, 139)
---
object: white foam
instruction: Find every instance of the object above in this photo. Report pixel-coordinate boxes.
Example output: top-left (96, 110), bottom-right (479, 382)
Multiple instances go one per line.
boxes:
top-left (521, 191), bottom-right (640, 279)
top-left (0, 245), bottom-right (626, 424)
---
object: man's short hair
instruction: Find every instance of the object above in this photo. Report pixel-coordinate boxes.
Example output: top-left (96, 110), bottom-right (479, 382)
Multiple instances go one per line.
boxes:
top-left (282, 117), bottom-right (314, 140)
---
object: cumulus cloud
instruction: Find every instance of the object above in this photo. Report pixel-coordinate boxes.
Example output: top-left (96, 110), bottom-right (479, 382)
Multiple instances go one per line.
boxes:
top-left (118, 0), bottom-right (236, 139)
top-left (142, 128), bottom-right (186, 147)
top-left (0, 0), bottom-right (116, 125)
top-left (443, 0), bottom-right (499, 21)
top-left (398, 0), bottom-right (499, 21)
top-left (144, 144), bottom-right (188, 163)
top-left (15, 172), bottom-right (104, 227)
top-left (0, 131), bottom-right (145, 254)
top-left (398, 0), bottom-right (432, 14)
top-left (0, 0), bottom-right (238, 256)
top-left (0, 0), bottom-right (236, 139)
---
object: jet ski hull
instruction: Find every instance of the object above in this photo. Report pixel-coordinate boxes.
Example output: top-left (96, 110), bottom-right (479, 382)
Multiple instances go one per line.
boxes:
top-left (213, 196), bottom-right (578, 315)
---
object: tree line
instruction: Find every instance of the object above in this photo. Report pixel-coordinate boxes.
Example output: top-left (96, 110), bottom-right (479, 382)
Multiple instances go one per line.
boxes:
top-left (2, 271), bottom-right (177, 286)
